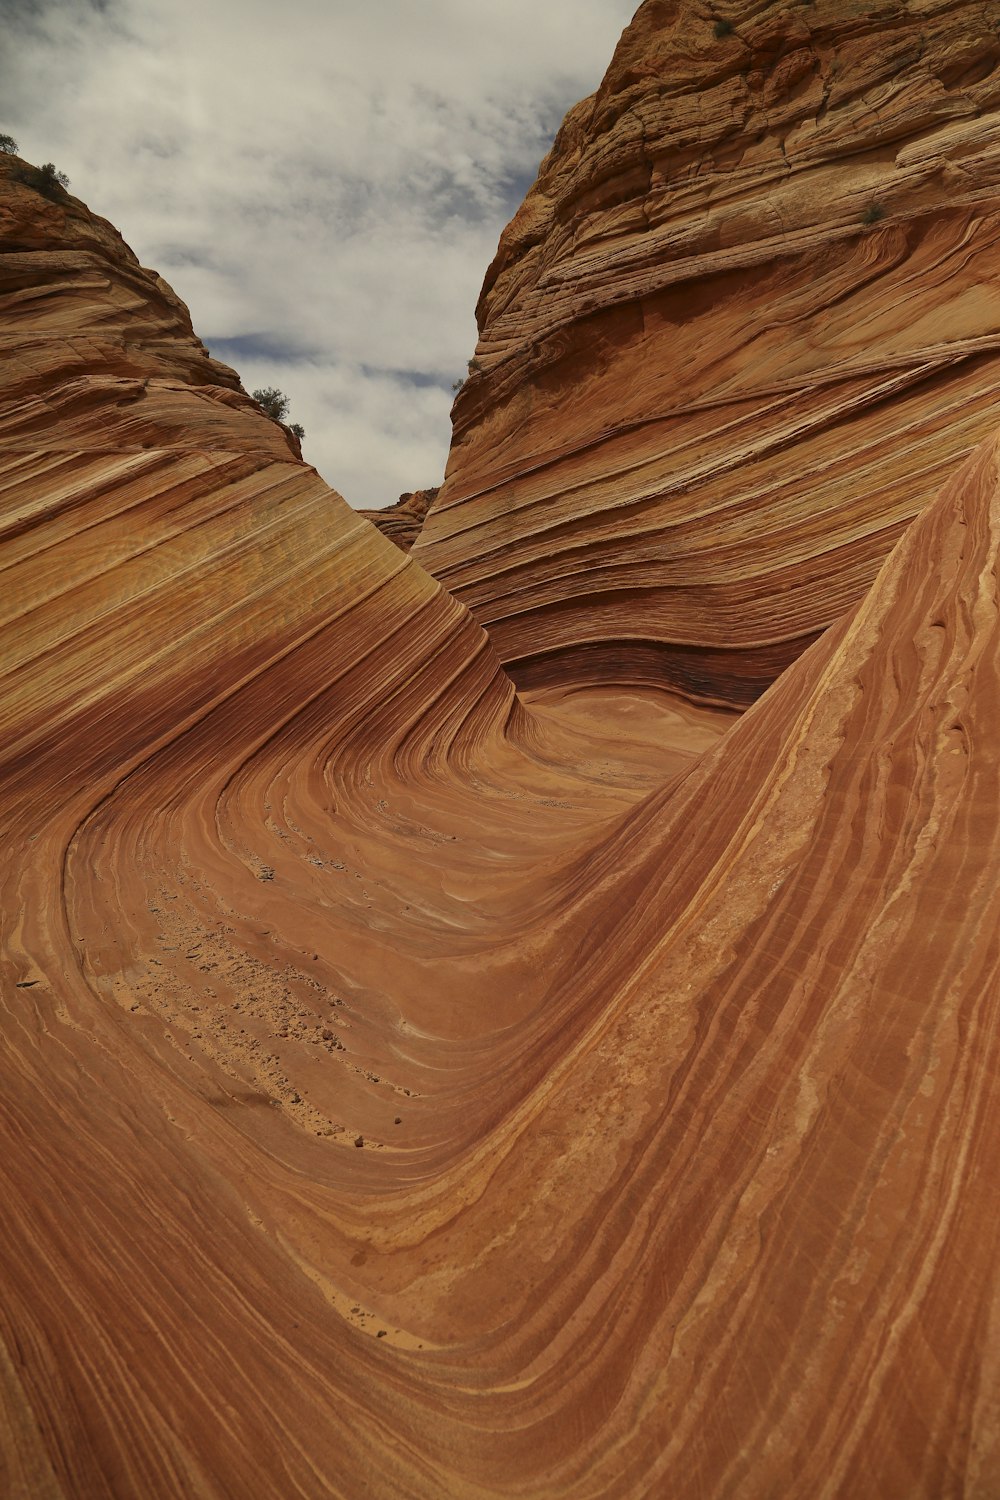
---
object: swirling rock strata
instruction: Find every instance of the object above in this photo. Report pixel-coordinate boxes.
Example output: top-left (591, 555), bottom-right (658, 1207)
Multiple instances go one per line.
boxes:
top-left (414, 0), bottom-right (1000, 707)
top-left (4, 63), bottom-right (1000, 1500)
top-left (0, 150), bottom-right (728, 1497)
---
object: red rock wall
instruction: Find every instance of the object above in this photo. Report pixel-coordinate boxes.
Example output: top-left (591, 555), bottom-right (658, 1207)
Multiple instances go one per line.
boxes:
top-left (4, 27), bottom-right (1000, 1499)
top-left (414, 0), bottom-right (1000, 707)
top-left (0, 150), bottom-right (730, 1495)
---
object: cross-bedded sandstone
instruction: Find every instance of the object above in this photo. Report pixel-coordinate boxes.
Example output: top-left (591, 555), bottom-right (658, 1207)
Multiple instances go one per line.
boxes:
top-left (4, 11), bottom-right (1000, 1496)
top-left (415, 0), bottom-right (1000, 707)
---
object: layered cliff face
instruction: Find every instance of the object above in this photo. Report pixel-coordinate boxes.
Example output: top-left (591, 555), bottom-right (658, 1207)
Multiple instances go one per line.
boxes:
top-left (360, 485), bottom-right (439, 550)
top-left (413, 0), bottom-right (1000, 706)
top-left (5, 14), bottom-right (1000, 1498)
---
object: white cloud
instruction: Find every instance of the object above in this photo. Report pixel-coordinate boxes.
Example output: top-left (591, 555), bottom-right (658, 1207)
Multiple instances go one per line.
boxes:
top-left (3, 0), bottom-right (636, 506)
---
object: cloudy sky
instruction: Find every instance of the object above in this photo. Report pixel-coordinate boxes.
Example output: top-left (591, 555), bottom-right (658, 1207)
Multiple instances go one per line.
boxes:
top-left (3, 0), bottom-right (635, 506)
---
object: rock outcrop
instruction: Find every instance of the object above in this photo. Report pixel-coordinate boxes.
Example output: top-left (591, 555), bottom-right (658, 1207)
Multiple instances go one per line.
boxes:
top-left (0, 146), bottom-right (730, 1498)
top-left (4, 11), bottom-right (1000, 1496)
top-left (414, 0), bottom-right (1000, 706)
top-left (360, 485), bottom-right (438, 551)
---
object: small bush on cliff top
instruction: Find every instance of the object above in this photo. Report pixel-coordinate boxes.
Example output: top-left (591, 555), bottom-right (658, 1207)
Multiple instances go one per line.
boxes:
top-left (452, 356), bottom-right (485, 394)
top-left (38, 163), bottom-right (70, 191)
top-left (252, 386), bottom-right (290, 422)
top-left (0, 138), bottom-right (71, 200)
top-left (251, 386), bottom-right (305, 442)
top-left (11, 160), bottom-right (70, 199)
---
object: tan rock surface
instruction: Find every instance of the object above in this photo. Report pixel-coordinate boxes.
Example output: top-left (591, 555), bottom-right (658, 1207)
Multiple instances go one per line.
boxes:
top-left (360, 485), bottom-right (438, 551)
top-left (414, 0), bottom-right (1000, 706)
top-left (4, 29), bottom-right (1000, 1500)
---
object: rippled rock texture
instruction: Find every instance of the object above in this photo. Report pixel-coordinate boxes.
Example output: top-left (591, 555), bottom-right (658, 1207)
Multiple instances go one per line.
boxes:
top-left (414, 0), bottom-right (1000, 707)
top-left (4, 7), bottom-right (1000, 1493)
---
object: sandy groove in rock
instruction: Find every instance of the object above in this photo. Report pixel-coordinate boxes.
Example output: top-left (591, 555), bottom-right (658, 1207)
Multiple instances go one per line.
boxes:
top-left (414, 0), bottom-right (1000, 706)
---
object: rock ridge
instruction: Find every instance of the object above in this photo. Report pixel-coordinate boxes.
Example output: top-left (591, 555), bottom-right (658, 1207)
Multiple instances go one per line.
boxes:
top-left (414, 0), bottom-right (1000, 706)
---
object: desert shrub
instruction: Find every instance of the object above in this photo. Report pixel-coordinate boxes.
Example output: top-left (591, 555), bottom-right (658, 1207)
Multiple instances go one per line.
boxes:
top-left (714, 18), bottom-right (734, 37)
top-left (10, 160), bottom-right (70, 199)
top-left (38, 163), bottom-right (69, 190)
top-left (251, 386), bottom-right (290, 421)
top-left (862, 202), bottom-right (886, 225)
top-left (252, 386), bottom-right (304, 440)
top-left (453, 357), bottom-right (484, 393)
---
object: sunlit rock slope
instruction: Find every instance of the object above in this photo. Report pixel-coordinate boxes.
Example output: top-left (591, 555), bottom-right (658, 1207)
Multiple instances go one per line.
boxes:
top-left (4, 14), bottom-right (1000, 1497)
top-left (414, 0), bottom-right (1000, 707)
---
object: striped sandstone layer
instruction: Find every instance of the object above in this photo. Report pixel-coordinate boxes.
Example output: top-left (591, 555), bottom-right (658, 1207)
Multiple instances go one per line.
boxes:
top-left (4, 58), bottom-right (1000, 1500)
top-left (0, 150), bottom-right (730, 1497)
top-left (414, 0), bottom-right (1000, 707)
top-left (361, 486), bottom-right (439, 552)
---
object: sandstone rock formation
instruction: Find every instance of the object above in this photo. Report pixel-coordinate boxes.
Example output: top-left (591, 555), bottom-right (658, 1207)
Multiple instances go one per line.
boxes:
top-left (360, 485), bottom-right (438, 551)
top-left (414, 0), bottom-right (1000, 707)
top-left (4, 6), bottom-right (1000, 1494)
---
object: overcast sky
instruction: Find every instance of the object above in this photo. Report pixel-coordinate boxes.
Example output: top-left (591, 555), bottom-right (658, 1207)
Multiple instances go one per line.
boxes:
top-left (3, 0), bottom-right (635, 506)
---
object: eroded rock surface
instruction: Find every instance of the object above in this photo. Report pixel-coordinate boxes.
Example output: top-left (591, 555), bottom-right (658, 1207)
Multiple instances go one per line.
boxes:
top-left (360, 486), bottom-right (438, 551)
top-left (415, 0), bottom-right (1000, 706)
top-left (3, 17), bottom-right (1000, 1499)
